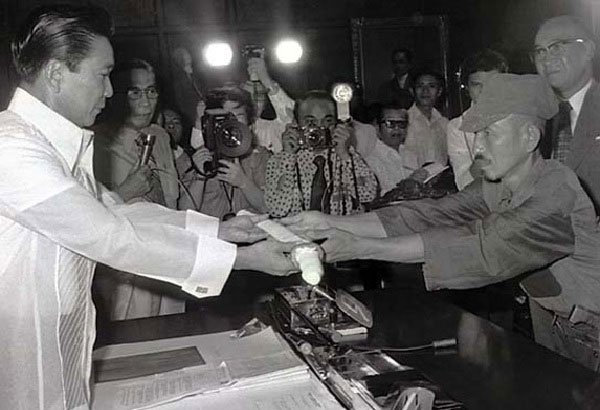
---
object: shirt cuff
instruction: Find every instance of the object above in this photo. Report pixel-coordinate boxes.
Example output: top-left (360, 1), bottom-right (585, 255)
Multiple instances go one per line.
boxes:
top-left (183, 210), bottom-right (237, 298)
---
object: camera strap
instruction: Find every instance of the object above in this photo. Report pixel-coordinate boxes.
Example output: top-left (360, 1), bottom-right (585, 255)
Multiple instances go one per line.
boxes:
top-left (220, 181), bottom-right (235, 214)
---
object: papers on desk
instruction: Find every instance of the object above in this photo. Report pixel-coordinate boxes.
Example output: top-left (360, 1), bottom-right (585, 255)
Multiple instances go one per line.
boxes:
top-left (91, 326), bottom-right (340, 410)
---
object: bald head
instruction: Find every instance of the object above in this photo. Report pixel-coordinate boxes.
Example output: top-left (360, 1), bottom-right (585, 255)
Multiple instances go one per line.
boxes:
top-left (534, 15), bottom-right (595, 98)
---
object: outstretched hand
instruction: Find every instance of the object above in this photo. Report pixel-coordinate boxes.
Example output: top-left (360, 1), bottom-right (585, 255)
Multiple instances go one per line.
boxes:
top-left (235, 238), bottom-right (299, 276)
top-left (218, 213), bottom-right (269, 244)
top-left (280, 211), bottom-right (332, 232)
top-left (295, 227), bottom-right (359, 263)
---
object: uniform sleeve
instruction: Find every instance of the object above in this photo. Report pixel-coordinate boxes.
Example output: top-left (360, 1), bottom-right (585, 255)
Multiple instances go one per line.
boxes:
top-left (375, 181), bottom-right (489, 236)
top-left (0, 135), bottom-right (235, 298)
top-left (422, 181), bottom-right (576, 290)
top-left (264, 151), bottom-right (302, 217)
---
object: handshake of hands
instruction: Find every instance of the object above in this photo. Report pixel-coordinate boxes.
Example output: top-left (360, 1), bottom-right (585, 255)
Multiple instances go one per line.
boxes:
top-left (220, 211), bottom-right (348, 277)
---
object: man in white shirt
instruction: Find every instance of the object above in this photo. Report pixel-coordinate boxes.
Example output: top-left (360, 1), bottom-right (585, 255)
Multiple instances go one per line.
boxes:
top-left (353, 104), bottom-right (418, 194)
top-left (405, 70), bottom-right (449, 167)
top-left (447, 49), bottom-right (508, 190)
top-left (0, 6), bottom-right (295, 410)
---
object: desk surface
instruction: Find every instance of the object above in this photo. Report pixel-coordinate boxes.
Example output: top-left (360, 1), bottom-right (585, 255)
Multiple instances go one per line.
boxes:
top-left (99, 289), bottom-right (599, 410)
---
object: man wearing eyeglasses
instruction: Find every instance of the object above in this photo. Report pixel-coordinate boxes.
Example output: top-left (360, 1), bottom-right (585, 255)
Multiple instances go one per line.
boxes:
top-left (353, 103), bottom-right (418, 194)
top-left (533, 16), bottom-right (600, 215)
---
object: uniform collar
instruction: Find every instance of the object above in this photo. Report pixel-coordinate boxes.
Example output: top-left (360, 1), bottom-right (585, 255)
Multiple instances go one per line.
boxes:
top-left (8, 87), bottom-right (94, 172)
top-left (483, 155), bottom-right (545, 209)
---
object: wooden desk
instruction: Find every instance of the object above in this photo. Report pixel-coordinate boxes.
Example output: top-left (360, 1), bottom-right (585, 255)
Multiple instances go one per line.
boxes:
top-left (98, 289), bottom-right (599, 410)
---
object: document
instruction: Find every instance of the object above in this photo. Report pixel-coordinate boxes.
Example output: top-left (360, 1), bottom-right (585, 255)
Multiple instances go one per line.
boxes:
top-left (151, 371), bottom-right (344, 410)
top-left (91, 326), bottom-right (309, 410)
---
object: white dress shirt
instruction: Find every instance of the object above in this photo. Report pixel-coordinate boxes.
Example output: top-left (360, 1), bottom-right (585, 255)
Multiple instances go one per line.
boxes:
top-left (352, 121), bottom-right (418, 194)
top-left (568, 79), bottom-right (592, 133)
top-left (0, 88), bottom-right (236, 410)
top-left (405, 104), bottom-right (449, 167)
top-left (447, 111), bottom-right (475, 190)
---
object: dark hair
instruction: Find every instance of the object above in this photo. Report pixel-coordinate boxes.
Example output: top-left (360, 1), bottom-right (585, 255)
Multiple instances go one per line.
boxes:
top-left (376, 102), bottom-right (411, 123)
top-left (205, 85), bottom-right (256, 124)
top-left (99, 58), bottom-right (159, 125)
top-left (459, 49), bottom-right (509, 84)
top-left (111, 58), bottom-right (156, 93)
top-left (11, 4), bottom-right (113, 82)
top-left (413, 69), bottom-right (445, 89)
top-left (391, 47), bottom-right (413, 63)
top-left (294, 90), bottom-right (336, 121)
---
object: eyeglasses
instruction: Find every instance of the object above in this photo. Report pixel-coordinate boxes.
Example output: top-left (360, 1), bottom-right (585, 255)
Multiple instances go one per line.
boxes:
top-left (379, 120), bottom-right (408, 129)
top-left (530, 38), bottom-right (585, 61)
top-left (127, 87), bottom-right (159, 100)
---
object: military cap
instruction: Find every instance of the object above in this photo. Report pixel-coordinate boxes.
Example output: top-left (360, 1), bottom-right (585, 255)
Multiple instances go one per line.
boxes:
top-left (461, 73), bottom-right (558, 133)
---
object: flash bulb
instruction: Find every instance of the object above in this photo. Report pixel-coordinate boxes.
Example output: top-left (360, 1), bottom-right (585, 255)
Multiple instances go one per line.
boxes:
top-left (332, 83), bottom-right (353, 103)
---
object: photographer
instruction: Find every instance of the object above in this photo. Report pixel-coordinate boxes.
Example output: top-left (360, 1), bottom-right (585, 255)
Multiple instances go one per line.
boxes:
top-left (265, 90), bottom-right (378, 217)
top-left (179, 86), bottom-right (270, 218)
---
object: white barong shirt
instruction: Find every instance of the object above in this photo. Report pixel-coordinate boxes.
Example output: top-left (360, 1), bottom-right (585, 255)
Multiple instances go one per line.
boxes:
top-left (0, 88), bottom-right (236, 410)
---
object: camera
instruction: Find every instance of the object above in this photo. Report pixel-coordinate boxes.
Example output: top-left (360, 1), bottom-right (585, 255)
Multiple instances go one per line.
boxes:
top-left (242, 44), bottom-right (265, 59)
top-left (201, 108), bottom-right (252, 177)
top-left (296, 126), bottom-right (333, 151)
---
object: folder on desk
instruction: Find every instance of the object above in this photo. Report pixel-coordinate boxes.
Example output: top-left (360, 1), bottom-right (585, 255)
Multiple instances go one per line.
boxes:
top-left (91, 326), bottom-right (313, 410)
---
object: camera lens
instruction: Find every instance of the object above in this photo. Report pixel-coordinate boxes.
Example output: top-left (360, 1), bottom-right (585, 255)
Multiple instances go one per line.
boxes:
top-left (221, 125), bottom-right (243, 148)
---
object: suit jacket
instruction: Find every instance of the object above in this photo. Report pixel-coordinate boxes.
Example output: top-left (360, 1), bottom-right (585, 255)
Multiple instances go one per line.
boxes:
top-left (543, 80), bottom-right (600, 213)
top-left (377, 75), bottom-right (414, 106)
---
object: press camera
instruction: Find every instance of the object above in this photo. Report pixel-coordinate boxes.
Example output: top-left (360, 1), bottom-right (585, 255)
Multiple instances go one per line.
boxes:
top-left (295, 126), bottom-right (333, 151)
top-left (242, 44), bottom-right (265, 60)
top-left (200, 107), bottom-right (252, 177)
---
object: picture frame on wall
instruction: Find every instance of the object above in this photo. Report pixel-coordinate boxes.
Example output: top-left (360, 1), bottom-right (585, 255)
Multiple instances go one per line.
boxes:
top-left (351, 16), bottom-right (450, 114)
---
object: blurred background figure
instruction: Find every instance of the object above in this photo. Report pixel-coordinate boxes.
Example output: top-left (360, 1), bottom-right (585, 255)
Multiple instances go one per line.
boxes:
top-left (171, 46), bottom-right (204, 128)
top-left (377, 47), bottom-right (415, 104)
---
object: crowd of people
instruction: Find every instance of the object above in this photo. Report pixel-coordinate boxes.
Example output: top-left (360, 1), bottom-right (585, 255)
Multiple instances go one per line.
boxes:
top-left (1, 4), bottom-right (600, 409)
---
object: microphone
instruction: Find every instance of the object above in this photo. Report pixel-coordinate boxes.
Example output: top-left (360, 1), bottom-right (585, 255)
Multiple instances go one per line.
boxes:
top-left (139, 133), bottom-right (156, 165)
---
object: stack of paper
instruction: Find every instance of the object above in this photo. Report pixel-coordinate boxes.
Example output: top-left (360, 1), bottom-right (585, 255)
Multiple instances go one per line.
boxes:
top-left (91, 326), bottom-right (329, 410)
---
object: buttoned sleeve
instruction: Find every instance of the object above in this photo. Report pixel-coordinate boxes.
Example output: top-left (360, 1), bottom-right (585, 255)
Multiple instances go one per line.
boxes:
top-left (0, 132), bottom-right (236, 298)
top-left (268, 84), bottom-right (295, 124)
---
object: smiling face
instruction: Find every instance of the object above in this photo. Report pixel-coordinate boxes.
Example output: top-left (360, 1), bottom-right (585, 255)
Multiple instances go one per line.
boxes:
top-left (414, 74), bottom-right (442, 109)
top-left (534, 18), bottom-right (594, 99)
top-left (378, 108), bottom-right (409, 150)
top-left (56, 35), bottom-right (114, 127)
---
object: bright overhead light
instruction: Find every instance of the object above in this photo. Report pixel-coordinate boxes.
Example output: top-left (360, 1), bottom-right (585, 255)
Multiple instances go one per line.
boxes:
top-left (203, 42), bottom-right (233, 67)
top-left (274, 39), bottom-right (303, 64)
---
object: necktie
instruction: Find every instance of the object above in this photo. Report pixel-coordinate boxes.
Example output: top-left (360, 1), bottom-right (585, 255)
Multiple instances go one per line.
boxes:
top-left (553, 101), bottom-right (573, 163)
top-left (309, 155), bottom-right (327, 211)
